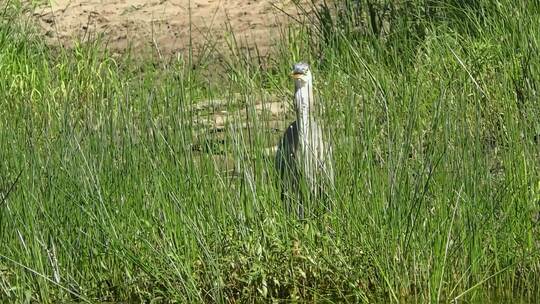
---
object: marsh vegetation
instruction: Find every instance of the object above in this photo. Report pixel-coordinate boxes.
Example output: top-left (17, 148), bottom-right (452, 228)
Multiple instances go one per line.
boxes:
top-left (1, 0), bottom-right (539, 302)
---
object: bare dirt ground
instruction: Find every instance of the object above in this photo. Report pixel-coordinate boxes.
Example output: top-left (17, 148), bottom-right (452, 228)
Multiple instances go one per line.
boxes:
top-left (28, 0), bottom-right (308, 175)
top-left (31, 0), bottom-right (306, 58)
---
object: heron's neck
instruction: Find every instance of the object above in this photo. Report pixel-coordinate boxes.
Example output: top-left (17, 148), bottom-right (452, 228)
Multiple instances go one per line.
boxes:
top-left (295, 81), bottom-right (314, 137)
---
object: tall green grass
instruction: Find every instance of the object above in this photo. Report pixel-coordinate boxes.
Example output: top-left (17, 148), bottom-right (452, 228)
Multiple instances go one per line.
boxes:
top-left (1, 0), bottom-right (539, 302)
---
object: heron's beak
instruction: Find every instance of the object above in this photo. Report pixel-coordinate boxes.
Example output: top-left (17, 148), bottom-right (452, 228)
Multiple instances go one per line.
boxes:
top-left (290, 73), bottom-right (304, 79)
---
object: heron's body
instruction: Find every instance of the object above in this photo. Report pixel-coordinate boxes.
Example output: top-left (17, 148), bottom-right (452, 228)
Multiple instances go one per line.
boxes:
top-left (275, 63), bottom-right (334, 217)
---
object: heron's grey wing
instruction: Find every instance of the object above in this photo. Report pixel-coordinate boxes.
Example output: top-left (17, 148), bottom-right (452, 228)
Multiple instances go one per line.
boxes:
top-left (313, 122), bottom-right (334, 191)
top-left (307, 122), bottom-right (333, 181)
top-left (275, 121), bottom-right (298, 177)
top-left (276, 121), bottom-right (300, 210)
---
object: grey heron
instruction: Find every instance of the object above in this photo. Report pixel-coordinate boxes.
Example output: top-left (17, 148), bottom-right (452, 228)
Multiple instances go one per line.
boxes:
top-left (275, 62), bottom-right (334, 218)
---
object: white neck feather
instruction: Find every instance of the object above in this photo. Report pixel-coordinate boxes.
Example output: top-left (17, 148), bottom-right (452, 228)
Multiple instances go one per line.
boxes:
top-left (295, 80), bottom-right (314, 136)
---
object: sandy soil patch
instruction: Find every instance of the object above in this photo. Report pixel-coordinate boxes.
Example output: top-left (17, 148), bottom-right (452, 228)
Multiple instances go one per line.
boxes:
top-left (31, 0), bottom-right (306, 57)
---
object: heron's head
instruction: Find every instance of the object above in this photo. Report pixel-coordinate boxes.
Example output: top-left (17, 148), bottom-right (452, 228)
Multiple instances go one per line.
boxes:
top-left (291, 62), bottom-right (312, 86)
